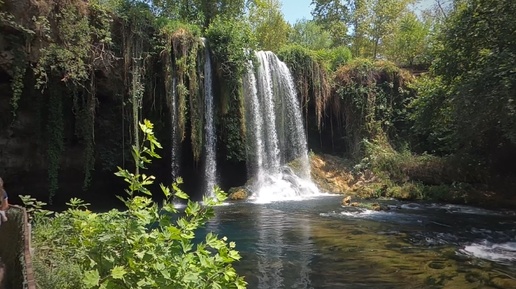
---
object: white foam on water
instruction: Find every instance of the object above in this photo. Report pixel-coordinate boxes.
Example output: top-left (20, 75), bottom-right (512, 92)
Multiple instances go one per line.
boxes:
top-left (213, 202), bottom-right (232, 207)
top-left (248, 170), bottom-right (323, 204)
top-left (340, 209), bottom-right (377, 218)
top-left (460, 240), bottom-right (516, 263)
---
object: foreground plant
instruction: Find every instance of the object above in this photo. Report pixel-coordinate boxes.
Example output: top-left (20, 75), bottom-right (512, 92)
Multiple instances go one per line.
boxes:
top-left (26, 120), bottom-right (246, 289)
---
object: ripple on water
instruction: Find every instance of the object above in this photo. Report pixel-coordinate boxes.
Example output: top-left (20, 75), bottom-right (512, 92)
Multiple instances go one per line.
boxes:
top-left (429, 203), bottom-right (514, 216)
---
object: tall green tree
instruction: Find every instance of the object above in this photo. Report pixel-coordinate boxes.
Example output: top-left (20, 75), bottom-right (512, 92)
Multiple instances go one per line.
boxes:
top-left (247, 0), bottom-right (290, 51)
top-left (385, 12), bottom-right (431, 66)
top-left (351, 0), bottom-right (415, 59)
top-left (288, 19), bottom-right (333, 50)
top-left (311, 0), bottom-right (351, 46)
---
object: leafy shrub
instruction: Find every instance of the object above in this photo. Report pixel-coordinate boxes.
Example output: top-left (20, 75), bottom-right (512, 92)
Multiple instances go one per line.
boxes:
top-left (314, 46), bottom-right (352, 71)
top-left (28, 120), bottom-right (247, 289)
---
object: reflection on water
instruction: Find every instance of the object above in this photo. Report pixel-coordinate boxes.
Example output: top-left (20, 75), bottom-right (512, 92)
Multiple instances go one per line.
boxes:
top-left (202, 196), bottom-right (516, 289)
top-left (256, 208), bottom-right (284, 288)
top-left (207, 204), bottom-right (315, 289)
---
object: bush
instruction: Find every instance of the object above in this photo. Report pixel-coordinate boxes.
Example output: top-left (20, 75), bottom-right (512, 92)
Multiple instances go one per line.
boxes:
top-left (28, 120), bottom-right (246, 289)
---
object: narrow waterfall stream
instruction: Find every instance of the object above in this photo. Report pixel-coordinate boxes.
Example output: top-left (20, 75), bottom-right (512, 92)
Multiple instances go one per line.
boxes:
top-left (203, 41), bottom-right (217, 197)
top-left (169, 77), bottom-right (180, 181)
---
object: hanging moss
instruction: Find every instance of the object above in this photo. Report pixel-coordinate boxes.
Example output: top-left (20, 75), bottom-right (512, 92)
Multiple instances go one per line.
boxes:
top-left (164, 24), bottom-right (204, 162)
top-left (83, 75), bottom-right (96, 190)
top-left (24, 0), bottom-right (115, 197)
top-left (1, 1), bottom-right (34, 122)
top-left (187, 38), bottom-right (202, 162)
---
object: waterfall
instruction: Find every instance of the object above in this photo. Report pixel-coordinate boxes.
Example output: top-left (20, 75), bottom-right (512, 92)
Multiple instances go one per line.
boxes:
top-left (170, 76), bottom-right (180, 181)
top-left (244, 51), bottom-right (319, 202)
top-left (203, 41), bottom-right (217, 197)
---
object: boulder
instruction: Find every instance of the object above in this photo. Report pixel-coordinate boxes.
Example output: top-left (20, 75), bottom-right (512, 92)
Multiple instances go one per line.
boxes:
top-left (228, 187), bottom-right (249, 200)
top-left (342, 195), bottom-right (352, 206)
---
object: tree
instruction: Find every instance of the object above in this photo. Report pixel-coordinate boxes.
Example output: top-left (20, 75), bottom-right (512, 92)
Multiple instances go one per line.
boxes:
top-left (247, 0), bottom-right (290, 51)
top-left (311, 0), bottom-right (351, 46)
top-left (288, 19), bottom-right (333, 50)
top-left (351, 0), bottom-right (415, 59)
top-left (385, 12), bottom-right (431, 66)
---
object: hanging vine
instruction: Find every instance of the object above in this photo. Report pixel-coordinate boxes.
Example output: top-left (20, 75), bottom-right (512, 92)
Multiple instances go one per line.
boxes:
top-left (27, 0), bottom-right (114, 198)
top-left (132, 50), bottom-right (145, 175)
top-left (10, 44), bottom-right (28, 120)
top-left (1, 0), bottom-right (34, 121)
top-left (80, 71), bottom-right (96, 190)
top-left (46, 81), bottom-right (64, 203)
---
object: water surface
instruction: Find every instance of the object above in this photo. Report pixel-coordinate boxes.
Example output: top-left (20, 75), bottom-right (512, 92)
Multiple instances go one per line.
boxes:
top-left (203, 196), bottom-right (516, 289)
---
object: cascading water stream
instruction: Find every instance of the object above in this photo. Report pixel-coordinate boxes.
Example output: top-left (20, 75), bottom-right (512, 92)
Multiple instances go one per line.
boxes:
top-left (243, 65), bottom-right (266, 186)
top-left (255, 52), bottom-right (282, 172)
top-left (244, 51), bottom-right (319, 202)
top-left (203, 41), bottom-right (217, 197)
top-left (170, 77), bottom-right (180, 181)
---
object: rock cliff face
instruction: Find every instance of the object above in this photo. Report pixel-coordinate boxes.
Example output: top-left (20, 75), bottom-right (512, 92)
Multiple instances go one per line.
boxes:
top-left (0, 0), bottom-right (249, 204)
top-left (0, 0), bottom-right (120, 202)
top-left (0, 79), bottom-right (94, 202)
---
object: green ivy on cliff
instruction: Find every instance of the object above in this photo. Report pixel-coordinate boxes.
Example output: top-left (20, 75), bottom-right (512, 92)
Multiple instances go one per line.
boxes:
top-left (206, 17), bottom-right (255, 161)
top-left (335, 59), bottom-right (413, 158)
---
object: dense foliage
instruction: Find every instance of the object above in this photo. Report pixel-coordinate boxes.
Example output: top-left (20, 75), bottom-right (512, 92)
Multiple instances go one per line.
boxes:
top-left (432, 0), bottom-right (516, 150)
top-left (335, 59), bottom-right (413, 157)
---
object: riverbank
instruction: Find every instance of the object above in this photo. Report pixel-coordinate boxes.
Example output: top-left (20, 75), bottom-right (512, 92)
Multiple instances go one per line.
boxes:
top-left (309, 153), bottom-right (516, 210)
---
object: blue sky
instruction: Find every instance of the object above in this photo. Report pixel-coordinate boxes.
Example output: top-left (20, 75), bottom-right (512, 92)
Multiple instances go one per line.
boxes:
top-left (280, 0), bottom-right (436, 24)
top-left (280, 0), bottom-right (313, 24)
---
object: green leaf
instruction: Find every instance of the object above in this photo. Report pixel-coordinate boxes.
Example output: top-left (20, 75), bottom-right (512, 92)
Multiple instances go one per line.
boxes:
top-left (111, 265), bottom-right (126, 279)
top-left (83, 269), bottom-right (100, 288)
top-left (167, 226), bottom-right (182, 240)
top-left (229, 250), bottom-right (241, 260)
top-left (185, 200), bottom-right (200, 216)
top-left (174, 189), bottom-right (189, 200)
top-left (160, 183), bottom-right (171, 198)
